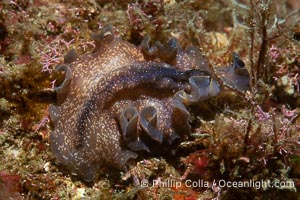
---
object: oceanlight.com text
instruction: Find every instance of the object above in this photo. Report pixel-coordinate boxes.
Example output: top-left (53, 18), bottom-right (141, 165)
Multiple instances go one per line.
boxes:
top-left (140, 178), bottom-right (295, 190)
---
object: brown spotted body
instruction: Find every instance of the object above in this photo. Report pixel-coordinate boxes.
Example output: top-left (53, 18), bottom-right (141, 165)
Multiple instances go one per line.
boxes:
top-left (49, 26), bottom-right (249, 181)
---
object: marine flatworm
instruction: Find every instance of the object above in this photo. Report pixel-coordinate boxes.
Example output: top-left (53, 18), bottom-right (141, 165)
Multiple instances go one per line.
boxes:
top-left (49, 25), bottom-right (250, 181)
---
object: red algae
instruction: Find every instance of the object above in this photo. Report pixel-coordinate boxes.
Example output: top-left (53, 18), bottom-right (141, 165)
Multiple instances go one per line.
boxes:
top-left (0, 172), bottom-right (22, 200)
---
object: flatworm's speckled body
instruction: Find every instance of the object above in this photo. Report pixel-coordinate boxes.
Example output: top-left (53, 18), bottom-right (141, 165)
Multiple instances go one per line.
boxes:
top-left (49, 26), bottom-right (250, 181)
